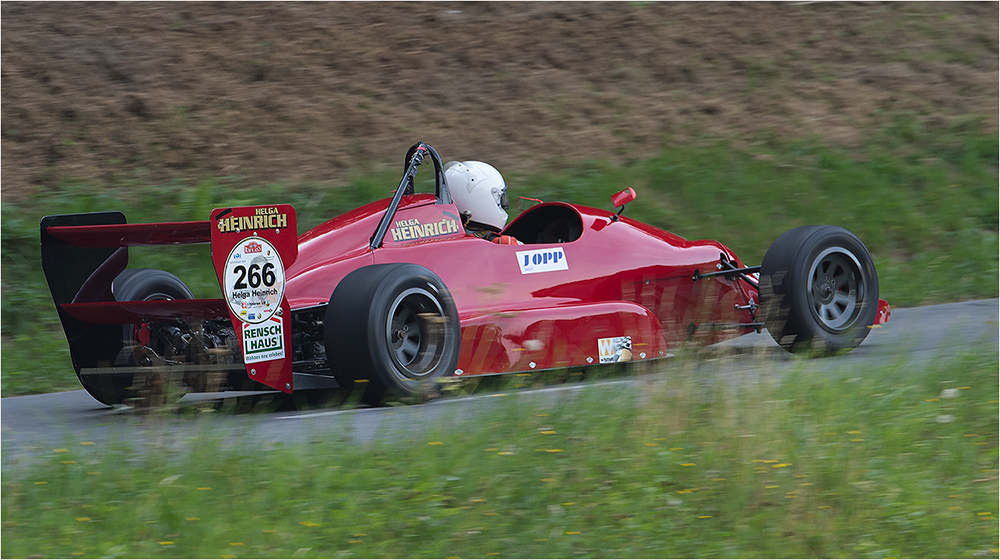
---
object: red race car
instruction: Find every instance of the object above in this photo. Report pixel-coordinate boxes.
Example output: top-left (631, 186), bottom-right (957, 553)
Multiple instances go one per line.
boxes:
top-left (41, 143), bottom-right (890, 405)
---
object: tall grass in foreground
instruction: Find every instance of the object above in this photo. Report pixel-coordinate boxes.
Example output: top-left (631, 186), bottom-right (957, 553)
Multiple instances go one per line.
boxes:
top-left (3, 345), bottom-right (997, 558)
top-left (2, 122), bottom-right (997, 397)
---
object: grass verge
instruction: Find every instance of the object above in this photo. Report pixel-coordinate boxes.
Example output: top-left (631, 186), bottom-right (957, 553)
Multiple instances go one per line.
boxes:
top-left (2, 120), bottom-right (997, 396)
top-left (3, 344), bottom-right (997, 558)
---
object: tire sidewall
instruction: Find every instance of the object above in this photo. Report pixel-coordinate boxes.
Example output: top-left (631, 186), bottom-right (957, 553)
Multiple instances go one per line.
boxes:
top-left (81, 269), bottom-right (194, 405)
top-left (365, 266), bottom-right (460, 398)
top-left (114, 268), bottom-right (194, 350)
top-left (113, 268), bottom-right (195, 302)
top-left (326, 263), bottom-right (460, 404)
top-left (762, 226), bottom-right (879, 353)
top-left (793, 231), bottom-right (877, 339)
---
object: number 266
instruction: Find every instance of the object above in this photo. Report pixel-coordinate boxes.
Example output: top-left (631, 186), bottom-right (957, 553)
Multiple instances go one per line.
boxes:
top-left (232, 263), bottom-right (276, 289)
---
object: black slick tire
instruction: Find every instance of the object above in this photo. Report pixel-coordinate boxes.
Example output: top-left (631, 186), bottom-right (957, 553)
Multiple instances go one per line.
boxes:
top-left (325, 263), bottom-right (460, 405)
top-left (759, 226), bottom-right (879, 354)
top-left (99, 269), bottom-right (195, 405)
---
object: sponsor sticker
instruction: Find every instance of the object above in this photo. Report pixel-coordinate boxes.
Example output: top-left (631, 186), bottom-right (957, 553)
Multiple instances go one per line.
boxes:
top-left (389, 217), bottom-right (460, 242)
top-left (216, 206), bottom-right (289, 233)
top-left (598, 336), bottom-right (632, 363)
top-left (242, 316), bottom-right (285, 364)
top-left (516, 247), bottom-right (569, 274)
top-left (223, 236), bottom-right (285, 324)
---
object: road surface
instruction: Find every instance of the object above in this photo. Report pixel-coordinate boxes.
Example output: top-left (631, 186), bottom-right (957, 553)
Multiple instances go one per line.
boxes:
top-left (3, 299), bottom-right (996, 467)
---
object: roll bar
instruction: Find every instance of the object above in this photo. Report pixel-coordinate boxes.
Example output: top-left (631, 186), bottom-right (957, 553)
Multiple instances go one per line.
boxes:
top-left (369, 142), bottom-right (452, 250)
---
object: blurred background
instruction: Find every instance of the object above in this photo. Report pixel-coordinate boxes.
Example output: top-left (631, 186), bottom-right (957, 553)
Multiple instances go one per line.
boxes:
top-left (2, 2), bottom-right (996, 195)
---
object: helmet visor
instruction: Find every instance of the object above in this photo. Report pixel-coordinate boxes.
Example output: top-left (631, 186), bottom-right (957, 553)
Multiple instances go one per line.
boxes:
top-left (498, 189), bottom-right (509, 211)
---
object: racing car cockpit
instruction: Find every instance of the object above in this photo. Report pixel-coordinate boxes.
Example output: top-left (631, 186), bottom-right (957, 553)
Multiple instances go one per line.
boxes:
top-left (378, 142), bottom-right (584, 248)
top-left (502, 203), bottom-right (583, 245)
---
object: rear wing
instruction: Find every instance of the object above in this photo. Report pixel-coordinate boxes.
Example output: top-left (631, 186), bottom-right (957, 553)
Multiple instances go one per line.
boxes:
top-left (40, 206), bottom-right (297, 396)
top-left (41, 212), bottom-right (222, 316)
top-left (40, 213), bottom-right (232, 396)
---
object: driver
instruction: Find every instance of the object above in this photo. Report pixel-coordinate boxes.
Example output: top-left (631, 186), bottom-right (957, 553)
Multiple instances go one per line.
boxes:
top-left (444, 161), bottom-right (522, 245)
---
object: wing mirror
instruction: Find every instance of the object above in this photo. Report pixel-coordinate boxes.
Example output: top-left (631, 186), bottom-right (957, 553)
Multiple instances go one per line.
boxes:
top-left (610, 187), bottom-right (636, 221)
top-left (516, 197), bottom-right (543, 212)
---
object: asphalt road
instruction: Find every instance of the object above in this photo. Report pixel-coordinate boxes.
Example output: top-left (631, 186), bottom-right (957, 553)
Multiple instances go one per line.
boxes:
top-left (3, 299), bottom-right (996, 467)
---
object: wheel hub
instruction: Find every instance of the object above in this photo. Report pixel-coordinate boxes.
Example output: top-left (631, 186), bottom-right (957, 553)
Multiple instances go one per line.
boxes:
top-left (815, 278), bottom-right (835, 304)
top-left (391, 324), bottom-right (409, 343)
top-left (807, 248), bottom-right (862, 330)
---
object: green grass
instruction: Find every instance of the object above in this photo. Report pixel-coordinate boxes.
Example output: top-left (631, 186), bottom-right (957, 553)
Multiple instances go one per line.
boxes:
top-left (3, 344), bottom-right (997, 558)
top-left (2, 119), bottom-right (997, 396)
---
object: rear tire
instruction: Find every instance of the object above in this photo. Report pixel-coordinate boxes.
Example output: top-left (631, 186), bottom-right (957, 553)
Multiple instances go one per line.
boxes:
top-left (759, 226), bottom-right (879, 354)
top-left (325, 263), bottom-right (460, 405)
top-left (97, 269), bottom-right (195, 406)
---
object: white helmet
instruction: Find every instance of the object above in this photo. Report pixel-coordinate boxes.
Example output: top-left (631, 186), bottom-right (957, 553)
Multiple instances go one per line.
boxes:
top-left (444, 160), bottom-right (510, 231)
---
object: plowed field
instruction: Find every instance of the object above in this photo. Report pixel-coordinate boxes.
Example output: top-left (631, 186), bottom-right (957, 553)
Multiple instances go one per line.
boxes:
top-left (2, 2), bottom-right (996, 200)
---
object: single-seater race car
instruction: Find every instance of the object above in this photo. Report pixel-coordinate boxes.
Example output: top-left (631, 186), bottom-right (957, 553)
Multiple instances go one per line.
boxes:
top-left (41, 143), bottom-right (890, 406)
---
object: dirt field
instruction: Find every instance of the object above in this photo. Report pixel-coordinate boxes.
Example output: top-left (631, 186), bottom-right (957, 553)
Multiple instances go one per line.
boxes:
top-left (2, 2), bottom-right (996, 201)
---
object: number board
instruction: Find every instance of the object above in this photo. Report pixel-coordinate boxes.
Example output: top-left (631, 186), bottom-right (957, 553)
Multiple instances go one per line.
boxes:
top-left (223, 237), bottom-right (284, 323)
top-left (210, 205), bottom-right (298, 393)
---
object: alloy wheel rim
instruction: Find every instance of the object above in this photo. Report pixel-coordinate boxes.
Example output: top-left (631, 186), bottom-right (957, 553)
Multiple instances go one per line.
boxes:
top-left (807, 247), bottom-right (863, 330)
top-left (385, 287), bottom-right (448, 380)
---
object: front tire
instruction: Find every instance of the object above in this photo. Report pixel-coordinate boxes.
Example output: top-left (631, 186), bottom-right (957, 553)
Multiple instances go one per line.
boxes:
top-left (759, 226), bottom-right (879, 354)
top-left (325, 263), bottom-right (461, 405)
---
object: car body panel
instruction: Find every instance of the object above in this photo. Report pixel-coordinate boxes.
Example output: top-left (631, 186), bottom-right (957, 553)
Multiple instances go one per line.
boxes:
top-left (286, 195), bottom-right (758, 376)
